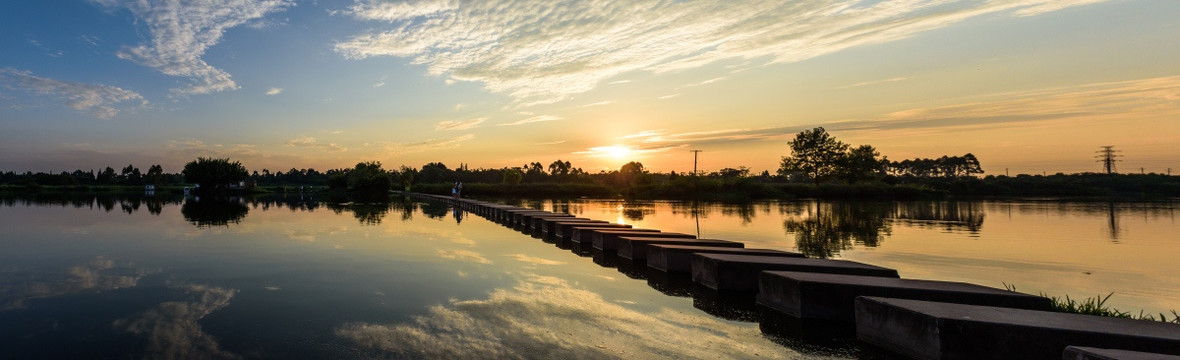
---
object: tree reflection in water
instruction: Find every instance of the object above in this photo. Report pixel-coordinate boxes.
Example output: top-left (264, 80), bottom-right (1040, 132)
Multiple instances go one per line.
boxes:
top-left (181, 197), bottom-right (249, 228)
top-left (783, 202), bottom-right (892, 258)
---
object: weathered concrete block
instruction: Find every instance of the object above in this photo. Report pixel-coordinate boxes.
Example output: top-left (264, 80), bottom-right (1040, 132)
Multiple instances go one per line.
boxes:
top-left (551, 221), bottom-right (612, 239)
top-left (692, 254), bottom-right (898, 292)
top-left (588, 230), bottom-right (677, 250)
top-left (527, 213), bottom-right (575, 231)
top-left (1063, 346), bottom-right (1180, 360)
top-left (538, 218), bottom-right (597, 237)
top-left (580, 226), bottom-right (665, 246)
top-left (647, 245), bottom-right (802, 273)
top-left (565, 224), bottom-right (633, 242)
top-left (756, 271), bottom-right (1052, 323)
top-left (512, 210), bottom-right (560, 228)
top-left (855, 297), bottom-right (1180, 360)
top-left (617, 237), bottom-right (739, 261)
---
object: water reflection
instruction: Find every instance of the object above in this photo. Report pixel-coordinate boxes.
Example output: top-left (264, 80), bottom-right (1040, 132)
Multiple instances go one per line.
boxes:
top-left (0, 193), bottom-right (182, 214)
top-left (334, 274), bottom-right (797, 359)
top-left (113, 284), bottom-right (240, 360)
top-left (181, 197), bottom-right (250, 228)
top-left (890, 201), bottom-right (984, 233)
top-left (0, 257), bottom-right (146, 310)
top-left (783, 202), bottom-right (892, 259)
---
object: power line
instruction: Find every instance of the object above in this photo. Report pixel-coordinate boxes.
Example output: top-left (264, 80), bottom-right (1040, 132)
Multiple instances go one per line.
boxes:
top-left (1095, 146), bottom-right (1122, 174)
top-left (690, 150), bottom-right (702, 176)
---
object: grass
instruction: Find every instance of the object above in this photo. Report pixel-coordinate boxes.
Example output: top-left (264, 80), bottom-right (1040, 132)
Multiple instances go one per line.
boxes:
top-left (1003, 283), bottom-right (1180, 323)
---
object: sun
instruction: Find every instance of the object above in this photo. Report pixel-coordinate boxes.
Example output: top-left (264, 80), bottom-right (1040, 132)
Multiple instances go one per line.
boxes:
top-left (607, 146), bottom-right (630, 159)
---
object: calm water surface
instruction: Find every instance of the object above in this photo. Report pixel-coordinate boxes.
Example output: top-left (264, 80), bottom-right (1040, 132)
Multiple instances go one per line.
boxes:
top-left (1, 194), bottom-right (1176, 359)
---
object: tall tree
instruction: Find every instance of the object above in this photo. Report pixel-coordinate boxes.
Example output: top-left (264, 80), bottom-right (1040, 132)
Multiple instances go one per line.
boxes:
top-left (778, 127), bottom-right (849, 184)
top-left (838, 145), bottom-right (885, 183)
top-left (182, 157), bottom-right (248, 189)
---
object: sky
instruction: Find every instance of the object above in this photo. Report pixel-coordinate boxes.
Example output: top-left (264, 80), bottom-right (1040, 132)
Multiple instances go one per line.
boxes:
top-left (1, 0), bottom-right (1178, 175)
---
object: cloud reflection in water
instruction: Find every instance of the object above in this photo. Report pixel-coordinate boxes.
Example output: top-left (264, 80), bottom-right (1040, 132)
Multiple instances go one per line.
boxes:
top-left (337, 274), bottom-right (796, 359)
top-left (113, 284), bottom-right (240, 360)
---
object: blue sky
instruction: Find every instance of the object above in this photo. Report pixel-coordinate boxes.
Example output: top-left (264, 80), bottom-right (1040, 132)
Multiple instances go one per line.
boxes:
top-left (2, 0), bottom-right (1178, 175)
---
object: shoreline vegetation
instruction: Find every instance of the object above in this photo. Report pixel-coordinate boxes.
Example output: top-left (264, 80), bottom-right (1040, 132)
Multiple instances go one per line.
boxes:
top-left (3, 128), bottom-right (1178, 199)
top-left (4, 172), bottom-right (1179, 200)
top-left (1003, 284), bottom-right (1180, 324)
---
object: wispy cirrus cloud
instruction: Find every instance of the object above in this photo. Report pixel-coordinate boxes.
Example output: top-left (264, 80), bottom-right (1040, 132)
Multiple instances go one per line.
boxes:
top-left (435, 117), bottom-right (486, 131)
top-left (92, 0), bottom-right (293, 95)
top-left (377, 134), bottom-right (475, 156)
top-left (618, 75), bottom-right (1180, 147)
top-left (286, 137), bottom-right (347, 152)
top-left (835, 76), bottom-right (910, 90)
top-left (336, 0), bottom-right (1109, 106)
top-left (498, 115), bottom-right (562, 126)
top-left (437, 249), bottom-right (492, 264)
top-left (0, 68), bottom-right (146, 119)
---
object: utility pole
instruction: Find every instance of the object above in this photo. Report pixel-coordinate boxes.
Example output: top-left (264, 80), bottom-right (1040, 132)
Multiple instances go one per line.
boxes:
top-left (690, 150), bottom-right (702, 176)
top-left (1095, 146), bottom-right (1121, 174)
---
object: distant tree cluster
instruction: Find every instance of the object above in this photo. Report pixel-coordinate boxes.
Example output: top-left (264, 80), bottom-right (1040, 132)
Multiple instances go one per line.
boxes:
top-left (0, 164), bottom-right (179, 186)
top-left (888, 154), bottom-right (983, 178)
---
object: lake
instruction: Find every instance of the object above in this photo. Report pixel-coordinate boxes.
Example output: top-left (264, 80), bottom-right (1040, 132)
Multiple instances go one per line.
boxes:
top-left (1, 193), bottom-right (1176, 359)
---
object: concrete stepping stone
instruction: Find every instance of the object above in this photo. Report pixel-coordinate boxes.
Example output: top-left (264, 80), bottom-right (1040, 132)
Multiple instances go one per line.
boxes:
top-left (564, 224), bottom-right (634, 241)
top-left (855, 297), bottom-right (1180, 360)
top-left (617, 237), bottom-right (740, 261)
top-left (647, 245), bottom-right (801, 273)
top-left (757, 271), bottom-right (1052, 323)
top-left (1063, 346), bottom-right (1180, 360)
top-left (587, 230), bottom-right (677, 250)
top-left (692, 254), bottom-right (899, 292)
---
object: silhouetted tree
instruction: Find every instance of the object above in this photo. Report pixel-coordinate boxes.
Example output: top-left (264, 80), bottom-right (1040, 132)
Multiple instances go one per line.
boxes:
top-left (182, 157), bottom-right (248, 190)
top-left (779, 127), bottom-right (848, 184)
top-left (347, 161), bottom-right (392, 194)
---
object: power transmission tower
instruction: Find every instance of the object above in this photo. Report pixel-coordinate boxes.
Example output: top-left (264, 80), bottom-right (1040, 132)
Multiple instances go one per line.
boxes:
top-left (1095, 146), bottom-right (1121, 174)
top-left (690, 150), bottom-right (702, 175)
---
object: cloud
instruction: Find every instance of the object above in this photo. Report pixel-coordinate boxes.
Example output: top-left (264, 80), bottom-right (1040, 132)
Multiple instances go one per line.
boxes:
top-left (508, 254), bottom-right (565, 266)
top-left (285, 136), bottom-right (347, 152)
top-left (0, 257), bottom-right (146, 310)
top-left (266, 87), bottom-right (283, 95)
top-left (113, 284), bottom-right (241, 360)
top-left (436, 249), bottom-right (492, 264)
top-left (377, 134), bottom-right (475, 156)
top-left (835, 76), bottom-right (910, 89)
top-left (578, 101), bottom-right (612, 108)
top-left (0, 68), bottom-right (146, 119)
top-left (498, 115), bottom-right (563, 126)
top-left (611, 75), bottom-right (1180, 147)
top-left (335, 274), bottom-right (794, 359)
top-left (93, 0), bottom-right (293, 95)
top-left (435, 117), bottom-right (486, 131)
top-left (336, 0), bottom-right (1109, 106)
top-left (534, 140), bottom-right (567, 146)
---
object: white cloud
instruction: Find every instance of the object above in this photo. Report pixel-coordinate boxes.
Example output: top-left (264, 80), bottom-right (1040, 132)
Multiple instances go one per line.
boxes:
top-left (0, 68), bottom-right (146, 119)
top-left (835, 77), bottom-right (910, 89)
top-left (437, 249), bottom-right (492, 264)
top-left (285, 136), bottom-right (347, 152)
top-left (266, 87), bottom-right (283, 95)
top-left (435, 117), bottom-right (486, 131)
top-left (335, 274), bottom-right (795, 359)
top-left (508, 254), bottom-right (565, 266)
top-left (498, 114), bottom-right (563, 126)
top-left (336, 0), bottom-right (1109, 106)
top-left (611, 75), bottom-right (1180, 147)
top-left (94, 0), bottom-right (293, 95)
top-left (114, 284), bottom-right (240, 359)
top-left (378, 134), bottom-right (475, 156)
